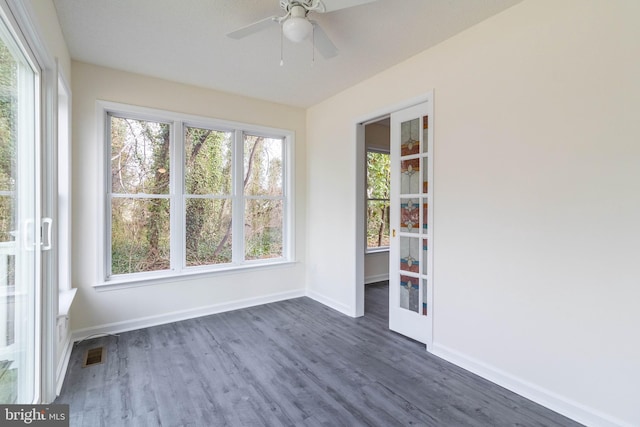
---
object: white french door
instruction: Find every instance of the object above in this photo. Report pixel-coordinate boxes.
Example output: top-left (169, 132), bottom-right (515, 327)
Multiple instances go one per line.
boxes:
top-left (389, 98), bottom-right (433, 347)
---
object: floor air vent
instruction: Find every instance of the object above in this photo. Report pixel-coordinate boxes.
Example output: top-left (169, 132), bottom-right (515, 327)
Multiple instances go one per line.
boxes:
top-left (82, 346), bottom-right (106, 368)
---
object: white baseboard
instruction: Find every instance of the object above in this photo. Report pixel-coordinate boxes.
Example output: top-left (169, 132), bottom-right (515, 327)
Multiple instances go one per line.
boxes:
top-left (71, 289), bottom-right (306, 343)
top-left (432, 343), bottom-right (631, 427)
top-left (306, 290), bottom-right (354, 317)
top-left (56, 335), bottom-right (74, 396)
top-left (365, 274), bottom-right (389, 284)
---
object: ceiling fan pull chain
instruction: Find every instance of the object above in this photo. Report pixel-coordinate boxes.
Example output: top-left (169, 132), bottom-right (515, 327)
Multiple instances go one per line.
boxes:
top-left (280, 23), bottom-right (285, 66)
top-left (312, 24), bottom-right (315, 64)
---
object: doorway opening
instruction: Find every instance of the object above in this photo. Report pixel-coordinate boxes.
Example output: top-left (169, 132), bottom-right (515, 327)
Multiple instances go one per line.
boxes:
top-left (362, 117), bottom-right (391, 316)
top-left (354, 93), bottom-right (434, 350)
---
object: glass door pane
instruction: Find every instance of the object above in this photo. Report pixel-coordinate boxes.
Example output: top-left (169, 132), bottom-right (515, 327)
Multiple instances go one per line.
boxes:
top-left (0, 19), bottom-right (37, 403)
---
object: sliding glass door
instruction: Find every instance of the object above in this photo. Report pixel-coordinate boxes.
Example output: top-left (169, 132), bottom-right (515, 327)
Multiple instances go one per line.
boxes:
top-left (0, 11), bottom-right (39, 404)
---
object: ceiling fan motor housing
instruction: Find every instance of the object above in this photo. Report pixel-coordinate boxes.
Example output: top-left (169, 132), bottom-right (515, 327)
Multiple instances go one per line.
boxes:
top-left (281, 0), bottom-right (323, 13)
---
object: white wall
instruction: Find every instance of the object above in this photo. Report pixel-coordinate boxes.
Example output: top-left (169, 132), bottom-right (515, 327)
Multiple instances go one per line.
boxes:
top-left (70, 61), bottom-right (307, 334)
top-left (364, 251), bottom-right (388, 284)
top-left (306, 1), bottom-right (640, 426)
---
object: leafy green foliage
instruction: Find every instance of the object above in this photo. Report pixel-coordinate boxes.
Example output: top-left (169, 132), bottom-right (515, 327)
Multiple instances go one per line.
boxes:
top-left (110, 117), bottom-right (170, 274)
top-left (0, 38), bottom-right (16, 245)
top-left (244, 136), bottom-right (283, 260)
top-left (245, 199), bottom-right (282, 260)
top-left (184, 127), bottom-right (233, 266)
top-left (110, 121), bottom-right (286, 274)
top-left (367, 151), bottom-right (390, 248)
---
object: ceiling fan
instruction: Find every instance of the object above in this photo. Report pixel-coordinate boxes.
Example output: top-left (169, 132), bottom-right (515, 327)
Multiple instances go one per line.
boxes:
top-left (227, 0), bottom-right (380, 60)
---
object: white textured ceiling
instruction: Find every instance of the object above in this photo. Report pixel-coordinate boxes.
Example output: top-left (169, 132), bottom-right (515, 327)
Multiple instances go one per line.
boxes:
top-left (52, 0), bottom-right (522, 108)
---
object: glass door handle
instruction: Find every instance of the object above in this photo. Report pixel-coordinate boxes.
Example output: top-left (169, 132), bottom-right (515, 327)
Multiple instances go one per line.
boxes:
top-left (42, 218), bottom-right (53, 250)
top-left (392, 229), bottom-right (396, 237)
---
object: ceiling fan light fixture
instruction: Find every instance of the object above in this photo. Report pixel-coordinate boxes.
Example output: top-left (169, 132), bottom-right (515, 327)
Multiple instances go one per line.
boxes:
top-left (283, 16), bottom-right (313, 42)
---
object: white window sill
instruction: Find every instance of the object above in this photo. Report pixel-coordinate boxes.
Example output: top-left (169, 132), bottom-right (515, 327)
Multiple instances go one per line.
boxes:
top-left (366, 247), bottom-right (389, 255)
top-left (94, 260), bottom-right (298, 292)
top-left (58, 288), bottom-right (77, 318)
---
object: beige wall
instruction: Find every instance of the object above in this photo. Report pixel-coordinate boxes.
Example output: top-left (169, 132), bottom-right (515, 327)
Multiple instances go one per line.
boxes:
top-left (70, 61), bottom-right (307, 333)
top-left (26, 0), bottom-right (71, 80)
top-left (306, 0), bottom-right (640, 425)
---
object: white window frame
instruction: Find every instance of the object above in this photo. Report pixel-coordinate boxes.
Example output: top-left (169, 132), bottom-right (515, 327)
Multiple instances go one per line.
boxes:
top-left (96, 101), bottom-right (295, 289)
top-left (365, 147), bottom-right (390, 254)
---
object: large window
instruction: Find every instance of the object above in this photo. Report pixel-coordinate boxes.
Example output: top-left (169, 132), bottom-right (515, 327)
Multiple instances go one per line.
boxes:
top-left (366, 150), bottom-right (390, 250)
top-left (102, 104), bottom-right (292, 284)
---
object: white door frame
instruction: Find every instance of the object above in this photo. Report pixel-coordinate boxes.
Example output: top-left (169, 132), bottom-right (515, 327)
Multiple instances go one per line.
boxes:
top-left (354, 92), bottom-right (434, 319)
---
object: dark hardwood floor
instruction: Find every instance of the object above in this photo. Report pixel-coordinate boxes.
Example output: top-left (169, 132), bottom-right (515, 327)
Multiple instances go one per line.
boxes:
top-left (56, 282), bottom-right (581, 426)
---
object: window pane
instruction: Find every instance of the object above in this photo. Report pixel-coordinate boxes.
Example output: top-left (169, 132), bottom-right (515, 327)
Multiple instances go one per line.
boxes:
top-left (0, 196), bottom-right (13, 244)
top-left (366, 152), bottom-right (390, 200)
top-left (401, 118), bottom-right (420, 156)
top-left (400, 158), bottom-right (420, 195)
top-left (367, 200), bottom-right (390, 248)
top-left (110, 116), bottom-right (170, 195)
top-left (111, 197), bottom-right (170, 274)
top-left (185, 127), bottom-right (232, 195)
top-left (244, 135), bottom-right (283, 196)
top-left (185, 198), bottom-right (232, 266)
top-left (366, 151), bottom-right (390, 249)
top-left (245, 199), bottom-right (282, 260)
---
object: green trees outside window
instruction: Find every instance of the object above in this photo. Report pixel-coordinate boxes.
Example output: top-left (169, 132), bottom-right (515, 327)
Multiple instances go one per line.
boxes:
top-left (366, 151), bottom-right (390, 249)
top-left (107, 112), bottom-right (288, 278)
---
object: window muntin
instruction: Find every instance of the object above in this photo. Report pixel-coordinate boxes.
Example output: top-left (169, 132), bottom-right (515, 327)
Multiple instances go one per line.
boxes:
top-left (104, 105), bottom-right (292, 282)
top-left (366, 150), bottom-right (390, 250)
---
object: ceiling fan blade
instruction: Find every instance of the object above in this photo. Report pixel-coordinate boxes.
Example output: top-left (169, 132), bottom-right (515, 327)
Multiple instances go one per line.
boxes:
top-left (227, 16), bottom-right (279, 39)
top-left (319, 0), bottom-right (379, 13)
top-left (311, 22), bottom-right (338, 59)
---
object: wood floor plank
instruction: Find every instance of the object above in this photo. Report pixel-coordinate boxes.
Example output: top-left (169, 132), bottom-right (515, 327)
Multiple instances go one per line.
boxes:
top-left (56, 282), bottom-right (582, 426)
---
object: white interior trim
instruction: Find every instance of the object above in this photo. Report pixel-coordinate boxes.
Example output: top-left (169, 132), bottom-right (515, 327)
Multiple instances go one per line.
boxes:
top-left (71, 289), bottom-right (305, 342)
top-left (306, 290), bottom-right (354, 317)
top-left (55, 335), bottom-right (73, 396)
top-left (432, 343), bottom-right (631, 427)
top-left (364, 273), bottom-right (389, 285)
